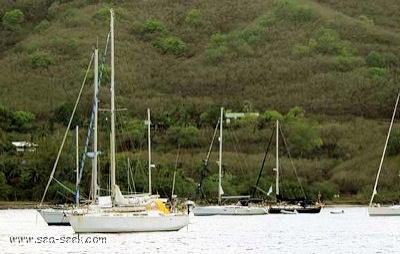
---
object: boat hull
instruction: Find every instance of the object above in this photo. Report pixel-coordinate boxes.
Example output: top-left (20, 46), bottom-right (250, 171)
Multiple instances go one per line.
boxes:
top-left (38, 208), bottom-right (70, 226)
top-left (368, 206), bottom-right (400, 216)
top-left (193, 205), bottom-right (268, 216)
top-left (269, 206), bottom-right (321, 214)
top-left (67, 212), bottom-right (189, 233)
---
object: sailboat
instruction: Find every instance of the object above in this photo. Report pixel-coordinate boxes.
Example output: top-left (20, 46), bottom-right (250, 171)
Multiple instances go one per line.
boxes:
top-left (267, 120), bottom-right (322, 214)
top-left (368, 93), bottom-right (400, 216)
top-left (66, 9), bottom-right (189, 232)
top-left (38, 48), bottom-right (99, 226)
top-left (192, 108), bottom-right (268, 216)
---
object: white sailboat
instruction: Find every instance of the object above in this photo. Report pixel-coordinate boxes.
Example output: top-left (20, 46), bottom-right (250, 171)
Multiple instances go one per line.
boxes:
top-left (368, 93), bottom-right (400, 216)
top-left (67, 9), bottom-right (189, 232)
top-left (193, 108), bottom-right (268, 216)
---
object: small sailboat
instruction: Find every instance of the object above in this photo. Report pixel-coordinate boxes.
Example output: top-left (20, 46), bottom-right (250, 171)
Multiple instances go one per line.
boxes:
top-left (67, 9), bottom-right (189, 233)
top-left (368, 93), bottom-right (400, 216)
top-left (192, 108), bottom-right (268, 216)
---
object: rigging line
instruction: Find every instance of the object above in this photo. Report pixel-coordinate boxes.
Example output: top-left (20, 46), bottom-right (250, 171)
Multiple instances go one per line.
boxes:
top-left (76, 31), bottom-right (111, 199)
top-left (279, 126), bottom-right (307, 199)
top-left (226, 124), bottom-right (246, 174)
top-left (197, 119), bottom-right (220, 196)
top-left (252, 123), bottom-right (275, 197)
top-left (40, 52), bottom-right (94, 206)
top-left (369, 92), bottom-right (400, 206)
top-left (52, 178), bottom-right (76, 196)
top-left (171, 145), bottom-right (180, 199)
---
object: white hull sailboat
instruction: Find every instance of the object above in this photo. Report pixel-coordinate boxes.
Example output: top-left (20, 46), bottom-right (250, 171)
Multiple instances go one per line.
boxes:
top-left (68, 211), bottom-right (189, 233)
top-left (368, 93), bottom-right (400, 216)
top-left (38, 208), bottom-right (69, 226)
top-left (192, 108), bottom-right (268, 216)
top-left (67, 9), bottom-right (189, 233)
top-left (368, 205), bottom-right (400, 216)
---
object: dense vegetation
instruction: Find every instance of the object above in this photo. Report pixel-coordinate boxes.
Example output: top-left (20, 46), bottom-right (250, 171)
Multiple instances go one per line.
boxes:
top-left (1, 0), bottom-right (400, 205)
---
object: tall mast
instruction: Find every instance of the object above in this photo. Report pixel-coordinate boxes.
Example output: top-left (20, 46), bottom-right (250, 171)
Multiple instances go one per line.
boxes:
top-left (91, 47), bottom-right (99, 202)
top-left (110, 8), bottom-right (116, 199)
top-left (369, 93), bottom-right (400, 206)
top-left (148, 108), bottom-right (152, 195)
top-left (218, 107), bottom-right (223, 205)
top-left (75, 126), bottom-right (79, 208)
top-left (275, 120), bottom-right (279, 196)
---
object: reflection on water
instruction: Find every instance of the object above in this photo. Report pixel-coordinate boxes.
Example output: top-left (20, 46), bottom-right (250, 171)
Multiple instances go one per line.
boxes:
top-left (1, 207), bottom-right (399, 253)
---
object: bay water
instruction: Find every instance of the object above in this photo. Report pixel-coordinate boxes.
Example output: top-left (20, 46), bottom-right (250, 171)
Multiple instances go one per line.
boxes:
top-left (1, 207), bottom-right (399, 253)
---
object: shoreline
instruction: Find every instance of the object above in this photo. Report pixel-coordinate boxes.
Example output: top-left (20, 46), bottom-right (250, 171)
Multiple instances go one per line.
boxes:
top-left (0, 202), bottom-right (40, 210)
top-left (0, 201), bottom-right (370, 210)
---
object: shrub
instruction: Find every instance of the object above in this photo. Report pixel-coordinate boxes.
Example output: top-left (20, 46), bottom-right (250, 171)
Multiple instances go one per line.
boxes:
top-left (12, 111), bottom-right (35, 132)
top-left (358, 15), bottom-right (374, 25)
top-left (167, 125), bottom-right (200, 148)
top-left (261, 110), bottom-right (283, 123)
top-left (287, 121), bottom-right (323, 158)
top-left (34, 19), bottom-right (50, 32)
top-left (142, 19), bottom-right (168, 35)
top-left (366, 51), bottom-right (386, 68)
top-left (93, 7), bottom-right (110, 22)
top-left (185, 9), bottom-right (202, 27)
top-left (153, 37), bottom-right (186, 55)
top-left (2, 9), bottom-right (24, 31)
top-left (285, 106), bottom-right (304, 121)
top-left (204, 47), bottom-right (227, 64)
top-left (367, 67), bottom-right (387, 81)
top-left (273, 0), bottom-right (319, 23)
top-left (313, 28), bottom-right (343, 55)
top-left (366, 51), bottom-right (398, 68)
top-left (28, 52), bottom-right (54, 69)
top-left (387, 131), bottom-right (400, 156)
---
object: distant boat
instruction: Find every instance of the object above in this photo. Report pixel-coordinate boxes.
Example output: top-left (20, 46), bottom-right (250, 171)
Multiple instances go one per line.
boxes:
top-left (192, 108), bottom-right (268, 216)
top-left (330, 210), bottom-right (344, 214)
top-left (368, 93), bottom-right (400, 217)
top-left (266, 120), bottom-right (322, 214)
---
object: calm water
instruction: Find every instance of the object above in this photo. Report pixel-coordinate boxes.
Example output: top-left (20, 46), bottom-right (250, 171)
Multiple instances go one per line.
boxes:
top-left (1, 207), bottom-right (399, 253)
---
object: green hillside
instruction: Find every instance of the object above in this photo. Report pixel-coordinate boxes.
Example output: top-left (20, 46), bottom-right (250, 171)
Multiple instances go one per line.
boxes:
top-left (1, 0), bottom-right (400, 205)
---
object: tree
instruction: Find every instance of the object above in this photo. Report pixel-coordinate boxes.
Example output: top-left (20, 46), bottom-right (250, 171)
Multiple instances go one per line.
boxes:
top-left (287, 121), bottom-right (323, 157)
top-left (12, 110), bottom-right (35, 132)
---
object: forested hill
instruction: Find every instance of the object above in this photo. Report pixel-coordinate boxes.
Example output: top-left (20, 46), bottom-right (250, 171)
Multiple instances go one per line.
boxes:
top-left (1, 0), bottom-right (400, 117)
top-left (1, 0), bottom-right (400, 204)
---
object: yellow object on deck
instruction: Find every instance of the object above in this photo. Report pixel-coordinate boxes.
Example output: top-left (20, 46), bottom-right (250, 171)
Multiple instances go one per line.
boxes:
top-left (155, 199), bottom-right (170, 214)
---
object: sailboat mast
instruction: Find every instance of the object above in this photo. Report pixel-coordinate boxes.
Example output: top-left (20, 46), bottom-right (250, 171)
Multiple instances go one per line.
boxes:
top-left (369, 93), bottom-right (400, 206)
top-left (91, 47), bottom-right (99, 201)
top-left (75, 126), bottom-right (79, 208)
top-left (218, 107), bottom-right (223, 205)
top-left (276, 120), bottom-right (279, 196)
top-left (148, 108), bottom-right (152, 195)
top-left (110, 8), bottom-right (116, 199)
